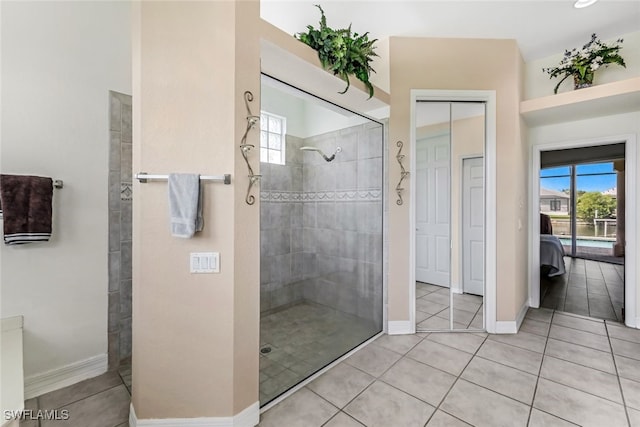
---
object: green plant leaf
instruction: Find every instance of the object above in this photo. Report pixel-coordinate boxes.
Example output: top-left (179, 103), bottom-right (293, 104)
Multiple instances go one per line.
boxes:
top-left (295, 4), bottom-right (378, 99)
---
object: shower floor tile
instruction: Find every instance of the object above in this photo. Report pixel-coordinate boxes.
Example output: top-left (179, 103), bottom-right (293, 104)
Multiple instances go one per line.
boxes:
top-left (259, 302), bottom-right (380, 405)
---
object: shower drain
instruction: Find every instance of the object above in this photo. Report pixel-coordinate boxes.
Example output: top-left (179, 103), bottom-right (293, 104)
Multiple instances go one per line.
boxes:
top-left (260, 346), bottom-right (272, 354)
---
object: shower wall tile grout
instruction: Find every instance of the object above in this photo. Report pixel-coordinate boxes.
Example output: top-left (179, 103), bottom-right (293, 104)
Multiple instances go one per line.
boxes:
top-left (108, 91), bottom-right (133, 369)
top-left (260, 122), bottom-right (384, 328)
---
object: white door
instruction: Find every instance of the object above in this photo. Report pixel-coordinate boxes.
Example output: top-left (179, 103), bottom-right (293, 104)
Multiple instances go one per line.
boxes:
top-left (416, 135), bottom-right (450, 286)
top-left (463, 157), bottom-right (484, 296)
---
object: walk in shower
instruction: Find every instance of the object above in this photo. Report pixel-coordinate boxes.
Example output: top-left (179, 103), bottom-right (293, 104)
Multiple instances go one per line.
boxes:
top-left (259, 75), bottom-right (384, 405)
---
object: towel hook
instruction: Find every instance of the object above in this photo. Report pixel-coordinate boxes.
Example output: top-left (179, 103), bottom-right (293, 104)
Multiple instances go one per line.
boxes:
top-left (396, 141), bottom-right (409, 205)
top-left (240, 90), bottom-right (261, 205)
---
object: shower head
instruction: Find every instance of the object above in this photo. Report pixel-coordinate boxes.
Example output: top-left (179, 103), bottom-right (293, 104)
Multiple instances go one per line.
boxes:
top-left (300, 146), bottom-right (342, 162)
top-left (300, 146), bottom-right (322, 152)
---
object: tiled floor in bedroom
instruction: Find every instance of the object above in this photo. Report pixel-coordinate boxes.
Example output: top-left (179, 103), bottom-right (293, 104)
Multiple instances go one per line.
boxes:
top-left (541, 257), bottom-right (624, 322)
top-left (260, 308), bottom-right (640, 427)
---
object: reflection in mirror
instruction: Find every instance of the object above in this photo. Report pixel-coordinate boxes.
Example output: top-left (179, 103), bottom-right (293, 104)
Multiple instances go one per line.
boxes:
top-left (415, 102), bottom-right (452, 330)
top-left (450, 102), bottom-right (485, 330)
top-left (414, 101), bottom-right (485, 331)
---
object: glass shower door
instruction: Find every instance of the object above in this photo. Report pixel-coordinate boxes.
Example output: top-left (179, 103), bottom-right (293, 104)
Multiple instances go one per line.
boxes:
top-left (259, 75), bottom-right (384, 405)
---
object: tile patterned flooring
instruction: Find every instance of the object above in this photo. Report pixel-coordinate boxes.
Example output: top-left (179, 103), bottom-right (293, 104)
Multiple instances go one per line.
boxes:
top-left (541, 257), bottom-right (624, 322)
top-left (19, 362), bottom-right (131, 427)
top-left (22, 306), bottom-right (640, 426)
top-left (261, 308), bottom-right (640, 427)
top-left (415, 283), bottom-right (484, 330)
top-left (260, 302), bottom-right (381, 405)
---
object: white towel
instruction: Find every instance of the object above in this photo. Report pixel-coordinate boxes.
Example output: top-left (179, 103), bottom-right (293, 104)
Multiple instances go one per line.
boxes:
top-left (168, 174), bottom-right (203, 238)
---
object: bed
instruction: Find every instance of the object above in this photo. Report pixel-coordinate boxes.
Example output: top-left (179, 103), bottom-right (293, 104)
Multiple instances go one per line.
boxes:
top-left (540, 234), bottom-right (566, 277)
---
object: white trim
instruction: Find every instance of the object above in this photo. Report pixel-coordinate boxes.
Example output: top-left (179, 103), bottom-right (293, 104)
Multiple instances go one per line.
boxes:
top-left (409, 90), bottom-right (497, 334)
top-left (259, 110), bottom-right (286, 165)
top-left (494, 321), bottom-right (518, 334)
top-left (24, 354), bottom-right (107, 399)
top-left (625, 136), bottom-right (638, 328)
top-left (1, 315), bottom-right (23, 332)
top-left (517, 299), bottom-right (529, 330)
top-left (458, 154), bottom-right (484, 296)
top-left (259, 332), bottom-right (384, 413)
top-left (130, 402), bottom-right (259, 427)
top-left (529, 134), bottom-right (637, 328)
top-left (495, 301), bottom-right (528, 334)
top-left (387, 320), bottom-right (413, 335)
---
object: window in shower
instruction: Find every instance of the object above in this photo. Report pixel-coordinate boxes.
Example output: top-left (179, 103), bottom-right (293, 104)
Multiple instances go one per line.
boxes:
top-left (260, 111), bottom-right (286, 165)
top-left (259, 74), bottom-right (384, 406)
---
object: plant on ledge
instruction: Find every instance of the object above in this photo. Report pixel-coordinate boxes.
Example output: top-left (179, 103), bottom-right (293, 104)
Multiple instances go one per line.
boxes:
top-left (296, 5), bottom-right (378, 98)
top-left (543, 33), bottom-right (625, 94)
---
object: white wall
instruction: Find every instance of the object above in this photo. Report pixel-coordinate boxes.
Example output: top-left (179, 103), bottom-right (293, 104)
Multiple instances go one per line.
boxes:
top-left (526, 31), bottom-right (640, 99)
top-left (369, 37), bottom-right (390, 94)
top-left (302, 102), bottom-right (369, 138)
top-left (262, 79), bottom-right (370, 138)
top-left (1, 1), bottom-right (131, 382)
top-left (1, 316), bottom-right (24, 421)
top-left (261, 83), bottom-right (307, 137)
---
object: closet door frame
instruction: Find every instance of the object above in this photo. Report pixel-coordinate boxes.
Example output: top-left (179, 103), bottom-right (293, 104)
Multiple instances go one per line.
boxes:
top-left (408, 89), bottom-right (497, 334)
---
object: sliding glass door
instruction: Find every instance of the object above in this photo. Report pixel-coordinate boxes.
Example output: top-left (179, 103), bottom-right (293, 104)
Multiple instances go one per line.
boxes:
top-left (540, 161), bottom-right (618, 260)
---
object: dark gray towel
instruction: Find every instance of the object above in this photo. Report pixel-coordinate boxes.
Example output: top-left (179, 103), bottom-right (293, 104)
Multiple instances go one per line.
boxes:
top-left (168, 174), bottom-right (203, 238)
top-left (0, 174), bottom-right (53, 245)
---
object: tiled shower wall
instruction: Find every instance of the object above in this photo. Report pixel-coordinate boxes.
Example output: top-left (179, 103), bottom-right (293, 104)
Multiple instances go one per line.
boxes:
top-left (260, 122), bottom-right (384, 328)
top-left (108, 91), bottom-right (132, 368)
top-left (260, 135), bottom-right (305, 314)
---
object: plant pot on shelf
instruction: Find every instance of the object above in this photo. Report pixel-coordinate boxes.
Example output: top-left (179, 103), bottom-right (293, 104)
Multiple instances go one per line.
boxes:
top-left (573, 73), bottom-right (594, 90)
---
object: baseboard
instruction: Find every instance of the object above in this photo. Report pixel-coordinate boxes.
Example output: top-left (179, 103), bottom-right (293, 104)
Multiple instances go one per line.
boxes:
top-left (387, 320), bottom-right (413, 335)
top-left (494, 302), bottom-right (529, 334)
top-left (130, 402), bottom-right (259, 427)
top-left (1, 315), bottom-right (24, 332)
top-left (494, 320), bottom-right (517, 334)
top-left (516, 301), bottom-right (529, 331)
top-left (24, 354), bottom-right (107, 399)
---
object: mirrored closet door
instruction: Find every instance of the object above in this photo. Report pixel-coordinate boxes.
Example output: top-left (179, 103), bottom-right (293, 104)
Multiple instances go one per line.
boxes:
top-left (414, 101), bottom-right (486, 331)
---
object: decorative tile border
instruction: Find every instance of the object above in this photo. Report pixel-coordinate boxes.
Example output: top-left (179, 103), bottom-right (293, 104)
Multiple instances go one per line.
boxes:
top-left (261, 189), bottom-right (382, 203)
top-left (120, 182), bottom-right (132, 201)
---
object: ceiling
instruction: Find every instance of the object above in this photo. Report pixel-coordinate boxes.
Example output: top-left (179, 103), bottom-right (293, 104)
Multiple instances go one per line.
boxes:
top-left (260, 0), bottom-right (640, 62)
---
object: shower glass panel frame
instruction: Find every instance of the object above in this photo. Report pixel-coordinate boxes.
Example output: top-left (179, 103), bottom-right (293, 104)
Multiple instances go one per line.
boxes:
top-left (414, 100), bottom-right (486, 332)
top-left (259, 74), bottom-right (384, 406)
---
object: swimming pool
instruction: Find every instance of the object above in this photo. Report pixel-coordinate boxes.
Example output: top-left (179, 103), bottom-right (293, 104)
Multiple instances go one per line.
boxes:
top-left (558, 237), bottom-right (614, 249)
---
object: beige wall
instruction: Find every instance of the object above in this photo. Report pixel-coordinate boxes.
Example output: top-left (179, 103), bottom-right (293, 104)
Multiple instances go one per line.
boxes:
top-left (525, 31), bottom-right (640, 99)
top-left (132, 0), bottom-right (259, 419)
top-left (389, 37), bottom-right (528, 323)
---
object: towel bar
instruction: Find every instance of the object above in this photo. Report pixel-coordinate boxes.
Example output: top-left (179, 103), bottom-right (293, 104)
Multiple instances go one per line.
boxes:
top-left (135, 173), bottom-right (231, 185)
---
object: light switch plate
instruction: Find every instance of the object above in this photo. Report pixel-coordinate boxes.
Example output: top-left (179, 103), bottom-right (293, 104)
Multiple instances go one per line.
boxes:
top-left (190, 252), bottom-right (220, 273)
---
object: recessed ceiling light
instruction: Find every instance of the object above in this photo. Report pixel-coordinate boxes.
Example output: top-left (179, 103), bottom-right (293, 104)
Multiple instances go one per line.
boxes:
top-left (574, 0), bottom-right (598, 8)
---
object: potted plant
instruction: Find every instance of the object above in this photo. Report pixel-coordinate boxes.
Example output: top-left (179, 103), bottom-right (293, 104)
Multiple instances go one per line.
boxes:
top-left (543, 33), bottom-right (625, 94)
top-left (296, 5), bottom-right (378, 98)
